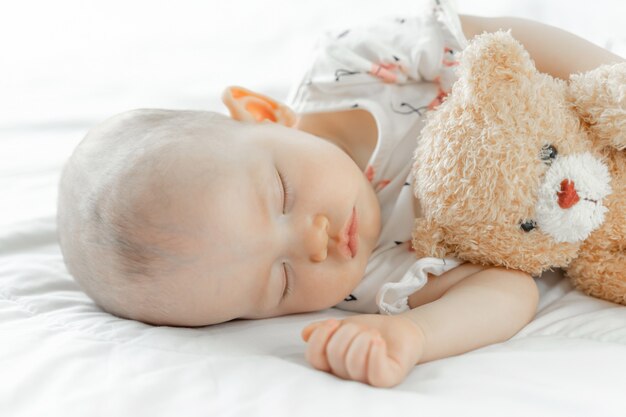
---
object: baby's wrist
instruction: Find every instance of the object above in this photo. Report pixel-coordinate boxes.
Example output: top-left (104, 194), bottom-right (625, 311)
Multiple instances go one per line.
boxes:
top-left (391, 314), bottom-right (427, 363)
top-left (395, 313), bottom-right (426, 337)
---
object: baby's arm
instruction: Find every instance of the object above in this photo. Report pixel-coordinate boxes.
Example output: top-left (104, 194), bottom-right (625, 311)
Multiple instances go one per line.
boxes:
top-left (459, 15), bottom-right (625, 80)
top-left (302, 264), bottom-right (538, 387)
top-left (397, 266), bottom-right (538, 365)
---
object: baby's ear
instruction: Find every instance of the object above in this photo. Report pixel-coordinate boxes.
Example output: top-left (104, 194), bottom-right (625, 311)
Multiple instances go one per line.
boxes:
top-left (221, 86), bottom-right (297, 127)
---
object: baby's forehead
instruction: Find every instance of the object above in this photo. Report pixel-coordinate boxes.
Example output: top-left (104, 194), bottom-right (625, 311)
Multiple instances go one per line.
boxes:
top-left (81, 109), bottom-right (247, 208)
top-left (110, 109), bottom-right (249, 168)
top-left (95, 108), bottom-right (244, 148)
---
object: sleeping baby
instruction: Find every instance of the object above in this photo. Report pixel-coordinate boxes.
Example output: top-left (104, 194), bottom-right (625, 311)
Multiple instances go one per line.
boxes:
top-left (56, 0), bottom-right (623, 387)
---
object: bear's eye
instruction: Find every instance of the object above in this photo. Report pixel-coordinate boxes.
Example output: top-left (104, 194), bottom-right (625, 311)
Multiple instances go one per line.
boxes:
top-left (539, 144), bottom-right (558, 164)
top-left (520, 220), bottom-right (537, 232)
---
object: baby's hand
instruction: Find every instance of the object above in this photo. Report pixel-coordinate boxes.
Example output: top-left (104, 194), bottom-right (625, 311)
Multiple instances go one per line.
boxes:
top-left (301, 314), bottom-right (425, 388)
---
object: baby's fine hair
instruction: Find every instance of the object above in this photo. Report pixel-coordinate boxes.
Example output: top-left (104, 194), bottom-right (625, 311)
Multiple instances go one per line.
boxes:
top-left (57, 108), bottom-right (237, 322)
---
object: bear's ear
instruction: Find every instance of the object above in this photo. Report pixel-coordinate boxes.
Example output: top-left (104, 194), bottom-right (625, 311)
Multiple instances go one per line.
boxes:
top-left (568, 62), bottom-right (626, 151)
top-left (411, 218), bottom-right (453, 259)
top-left (456, 30), bottom-right (538, 104)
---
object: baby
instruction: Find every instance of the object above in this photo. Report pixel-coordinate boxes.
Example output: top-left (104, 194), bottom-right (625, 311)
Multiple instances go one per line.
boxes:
top-left (56, 1), bottom-right (623, 388)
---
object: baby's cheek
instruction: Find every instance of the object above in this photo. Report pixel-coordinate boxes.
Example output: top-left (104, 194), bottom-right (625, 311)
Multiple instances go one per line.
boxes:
top-left (308, 269), bottom-right (360, 308)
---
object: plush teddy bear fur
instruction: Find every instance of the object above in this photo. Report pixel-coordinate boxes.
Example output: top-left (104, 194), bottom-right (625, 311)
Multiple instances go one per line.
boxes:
top-left (411, 30), bottom-right (625, 304)
top-left (567, 66), bottom-right (626, 303)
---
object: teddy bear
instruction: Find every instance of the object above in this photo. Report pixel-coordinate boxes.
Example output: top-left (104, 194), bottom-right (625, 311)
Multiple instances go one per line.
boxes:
top-left (411, 30), bottom-right (626, 305)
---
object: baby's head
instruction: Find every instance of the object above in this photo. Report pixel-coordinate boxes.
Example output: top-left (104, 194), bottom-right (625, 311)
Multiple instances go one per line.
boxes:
top-left (57, 106), bottom-right (381, 326)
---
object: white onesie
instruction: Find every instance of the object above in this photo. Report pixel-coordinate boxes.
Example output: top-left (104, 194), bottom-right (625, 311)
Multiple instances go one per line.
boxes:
top-left (286, 0), bottom-right (466, 315)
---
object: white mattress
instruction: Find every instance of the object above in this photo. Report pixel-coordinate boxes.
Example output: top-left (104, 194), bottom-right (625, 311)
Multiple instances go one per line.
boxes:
top-left (2, 1), bottom-right (626, 416)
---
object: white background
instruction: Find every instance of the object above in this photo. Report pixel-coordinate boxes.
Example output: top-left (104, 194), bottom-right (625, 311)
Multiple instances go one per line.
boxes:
top-left (1, 0), bottom-right (625, 129)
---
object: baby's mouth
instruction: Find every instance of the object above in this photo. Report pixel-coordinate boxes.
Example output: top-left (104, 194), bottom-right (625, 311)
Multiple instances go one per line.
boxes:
top-left (347, 207), bottom-right (359, 258)
top-left (338, 207), bottom-right (358, 259)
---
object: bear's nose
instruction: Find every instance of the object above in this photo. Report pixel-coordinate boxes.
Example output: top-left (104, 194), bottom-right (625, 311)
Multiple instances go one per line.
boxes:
top-left (557, 179), bottom-right (580, 209)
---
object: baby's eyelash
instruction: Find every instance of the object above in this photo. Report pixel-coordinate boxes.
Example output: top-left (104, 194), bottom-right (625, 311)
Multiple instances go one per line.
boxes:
top-left (282, 263), bottom-right (292, 300)
top-left (278, 170), bottom-right (292, 213)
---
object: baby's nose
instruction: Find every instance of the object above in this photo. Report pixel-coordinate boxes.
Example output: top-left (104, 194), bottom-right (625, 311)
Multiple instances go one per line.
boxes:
top-left (307, 214), bottom-right (329, 262)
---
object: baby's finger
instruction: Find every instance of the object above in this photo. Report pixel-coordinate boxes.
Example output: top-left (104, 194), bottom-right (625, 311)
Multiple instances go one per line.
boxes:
top-left (367, 337), bottom-right (404, 388)
top-left (304, 320), bottom-right (341, 372)
top-left (325, 323), bottom-right (363, 380)
top-left (344, 330), bottom-right (378, 383)
top-left (301, 319), bottom-right (338, 342)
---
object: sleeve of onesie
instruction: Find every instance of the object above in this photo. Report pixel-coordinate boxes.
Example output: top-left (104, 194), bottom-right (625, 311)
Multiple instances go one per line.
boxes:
top-left (376, 257), bottom-right (463, 315)
top-left (295, 0), bottom-right (467, 89)
top-left (286, 0), bottom-right (468, 117)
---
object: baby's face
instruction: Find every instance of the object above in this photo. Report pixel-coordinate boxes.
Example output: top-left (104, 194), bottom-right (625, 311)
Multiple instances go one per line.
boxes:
top-left (152, 120), bottom-right (381, 326)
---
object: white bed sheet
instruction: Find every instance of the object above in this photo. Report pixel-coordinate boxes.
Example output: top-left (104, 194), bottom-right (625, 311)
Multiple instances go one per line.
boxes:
top-left (2, 1), bottom-right (626, 416)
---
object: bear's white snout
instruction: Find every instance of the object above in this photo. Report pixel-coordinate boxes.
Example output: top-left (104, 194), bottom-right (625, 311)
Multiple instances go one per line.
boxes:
top-left (534, 152), bottom-right (611, 243)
